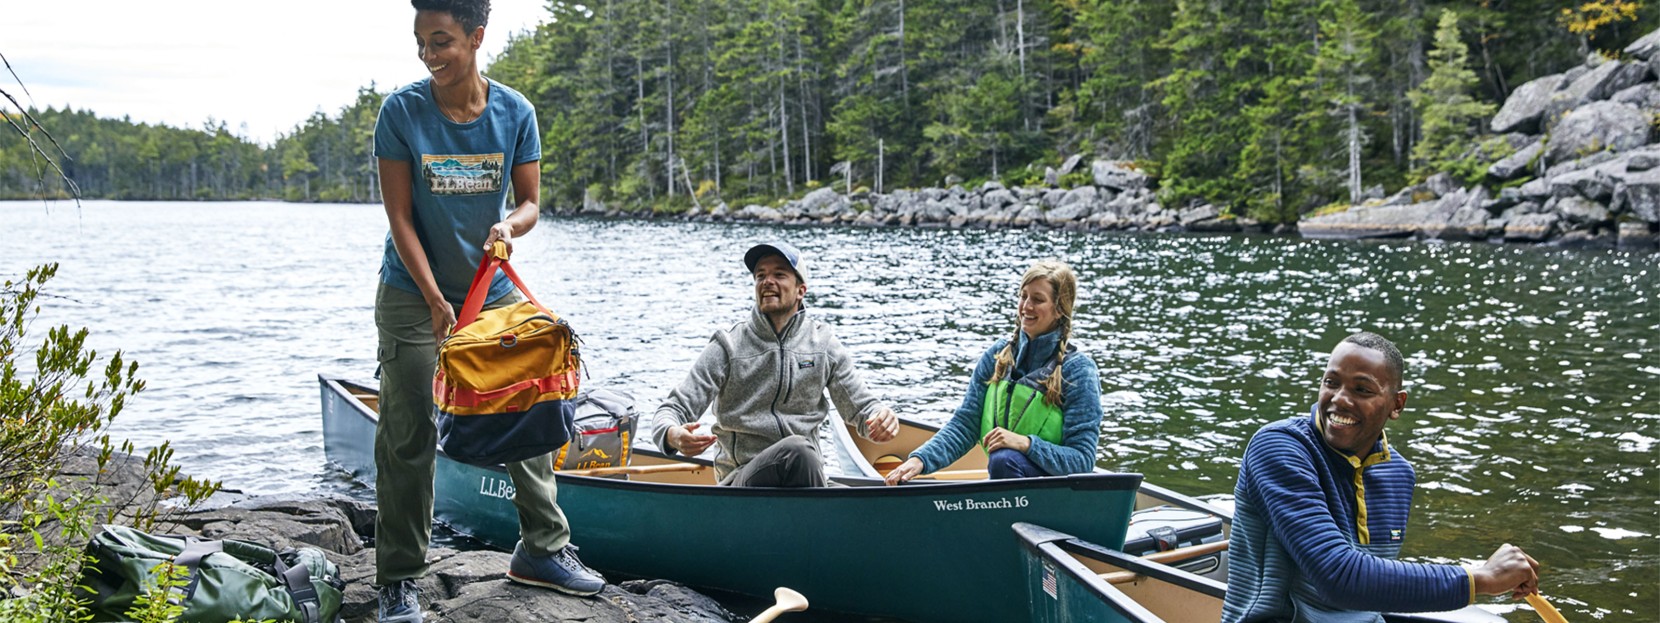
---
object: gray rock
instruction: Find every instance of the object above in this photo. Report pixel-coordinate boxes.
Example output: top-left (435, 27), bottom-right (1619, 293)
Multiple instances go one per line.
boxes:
top-left (1501, 201), bottom-right (1543, 221)
top-left (1618, 221), bottom-right (1659, 250)
top-left (799, 187), bottom-right (839, 213)
top-left (1543, 150), bottom-right (1620, 180)
top-left (1057, 186), bottom-right (1099, 210)
top-left (1042, 188), bottom-right (1069, 208)
top-left (1550, 167), bottom-right (1617, 201)
top-left (978, 180), bottom-right (1006, 194)
top-left (1542, 61), bottom-right (1623, 130)
top-left (1440, 205), bottom-right (1497, 240)
top-left (1380, 184), bottom-right (1428, 206)
top-left (1625, 28), bottom-right (1660, 60)
top-left (1557, 229), bottom-right (1615, 248)
top-left (1425, 173), bottom-right (1459, 198)
top-left (741, 205), bottom-right (784, 222)
top-left (1504, 213), bottom-right (1559, 242)
top-left (1044, 166), bottom-right (1060, 186)
top-left (1298, 203), bottom-right (1441, 239)
top-left (1091, 160), bottom-right (1149, 191)
top-left (983, 189), bottom-right (1017, 209)
top-left (943, 174), bottom-right (964, 187)
top-left (1631, 153), bottom-right (1660, 172)
top-left (1612, 82), bottom-right (1660, 110)
top-left (1179, 204), bottom-right (1220, 226)
top-left (1012, 204), bottom-right (1044, 227)
top-left (920, 201), bottom-right (952, 223)
top-left (581, 190), bottom-right (607, 214)
top-left (1612, 167), bottom-right (1660, 222)
top-left (1608, 61), bottom-right (1654, 96)
top-left (1491, 74), bottom-right (1566, 134)
top-left (1489, 140), bottom-right (1544, 180)
top-left (1543, 101), bottom-right (1652, 167)
top-left (1058, 154), bottom-right (1084, 177)
top-left (1551, 195), bottom-right (1614, 227)
top-left (1045, 202), bottom-right (1091, 226)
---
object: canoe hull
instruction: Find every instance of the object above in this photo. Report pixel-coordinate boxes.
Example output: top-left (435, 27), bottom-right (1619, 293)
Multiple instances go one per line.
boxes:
top-left (321, 375), bottom-right (1142, 623)
top-left (1013, 523), bottom-right (1505, 623)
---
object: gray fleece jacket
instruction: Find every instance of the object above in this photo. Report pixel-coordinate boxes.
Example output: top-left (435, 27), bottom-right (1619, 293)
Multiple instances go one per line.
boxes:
top-left (652, 306), bottom-right (887, 483)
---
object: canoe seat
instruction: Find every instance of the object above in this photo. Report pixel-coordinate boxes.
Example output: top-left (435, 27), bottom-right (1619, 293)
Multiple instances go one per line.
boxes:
top-left (873, 454), bottom-right (906, 475)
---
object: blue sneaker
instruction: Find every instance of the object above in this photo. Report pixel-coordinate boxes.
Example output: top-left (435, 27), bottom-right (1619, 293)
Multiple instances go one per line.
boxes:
top-left (507, 541), bottom-right (605, 596)
top-left (376, 579), bottom-right (423, 623)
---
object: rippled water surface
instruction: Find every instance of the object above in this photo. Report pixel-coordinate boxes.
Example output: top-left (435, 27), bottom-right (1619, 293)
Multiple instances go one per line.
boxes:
top-left (2, 201), bottom-right (1655, 621)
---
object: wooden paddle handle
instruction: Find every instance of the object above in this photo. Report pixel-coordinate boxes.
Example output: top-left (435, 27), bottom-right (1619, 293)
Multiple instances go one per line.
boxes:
top-left (1099, 541), bottom-right (1230, 585)
top-left (912, 469), bottom-right (989, 481)
top-left (561, 463), bottom-right (706, 477)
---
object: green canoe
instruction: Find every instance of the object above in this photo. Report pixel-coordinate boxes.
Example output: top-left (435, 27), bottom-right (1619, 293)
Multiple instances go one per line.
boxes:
top-left (319, 375), bottom-right (1142, 623)
top-left (1013, 522), bottom-right (1505, 623)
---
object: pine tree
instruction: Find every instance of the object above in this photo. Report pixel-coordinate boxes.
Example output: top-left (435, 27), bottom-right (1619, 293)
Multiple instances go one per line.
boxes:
top-left (1407, 8), bottom-right (1494, 184)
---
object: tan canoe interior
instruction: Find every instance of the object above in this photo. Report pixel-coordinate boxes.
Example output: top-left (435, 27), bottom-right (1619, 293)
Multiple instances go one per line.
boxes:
top-left (1070, 550), bottom-right (1225, 623)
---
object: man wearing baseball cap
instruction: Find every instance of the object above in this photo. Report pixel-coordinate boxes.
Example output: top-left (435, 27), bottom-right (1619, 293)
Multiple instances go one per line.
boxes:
top-left (651, 241), bottom-right (900, 486)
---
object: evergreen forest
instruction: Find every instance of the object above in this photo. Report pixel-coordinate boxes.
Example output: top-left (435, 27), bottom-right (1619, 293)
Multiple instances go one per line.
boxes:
top-left (2, 1), bottom-right (1653, 223)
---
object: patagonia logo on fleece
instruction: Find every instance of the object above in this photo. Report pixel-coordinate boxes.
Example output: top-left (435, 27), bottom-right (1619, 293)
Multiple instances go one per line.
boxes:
top-left (1390, 529), bottom-right (1403, 541)
top-left (798, 360), bottom-right (815, 369)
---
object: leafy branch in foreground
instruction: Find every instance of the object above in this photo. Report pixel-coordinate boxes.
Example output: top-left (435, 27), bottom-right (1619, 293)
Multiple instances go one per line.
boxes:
top-left (0, 264), bottom-right (220, 623)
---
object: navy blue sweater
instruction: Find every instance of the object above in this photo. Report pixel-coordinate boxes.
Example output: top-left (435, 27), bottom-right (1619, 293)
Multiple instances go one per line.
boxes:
top-left (909, 330), bottom-right (1101, 476)
top-left (1222, 407), bottom-right (1473, 623)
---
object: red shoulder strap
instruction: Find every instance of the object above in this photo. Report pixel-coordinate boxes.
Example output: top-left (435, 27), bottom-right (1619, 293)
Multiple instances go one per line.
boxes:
top-left (454, 241), bottom-right (553, 330)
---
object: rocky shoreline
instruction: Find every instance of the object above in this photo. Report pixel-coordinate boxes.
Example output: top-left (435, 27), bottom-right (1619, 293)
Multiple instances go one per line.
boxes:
top-left (563, 29), bottom-right (1660, 252)
top-left (54, 451), bottom-right (742, 623)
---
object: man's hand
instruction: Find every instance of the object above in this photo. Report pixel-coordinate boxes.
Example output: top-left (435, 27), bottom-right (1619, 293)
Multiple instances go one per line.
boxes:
top-left (865, 408), bottom-right (899, 442)
top-left (883, 456), bottom-right (924, 486)
top-left (982, 427), bottom-right (1031, 453)
top-left (484, 221), bottom-right (515, 256)
top-left (667, 422), bottom-right (717, 456)
top-left (1469, 544), bottom-right (1539, 598)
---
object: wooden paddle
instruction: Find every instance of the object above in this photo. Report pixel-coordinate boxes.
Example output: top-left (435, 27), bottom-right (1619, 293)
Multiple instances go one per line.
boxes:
top-left (560, 463), bottom-right (706, 477)
top-left (750, 586), bottom-right (809, 623)
top-left (1524, 593), bottom-right (1568, 623)
top-left (1098, 540), bottom-right (1231, 585)
top-left (909, 469), bottom-right (990, 481)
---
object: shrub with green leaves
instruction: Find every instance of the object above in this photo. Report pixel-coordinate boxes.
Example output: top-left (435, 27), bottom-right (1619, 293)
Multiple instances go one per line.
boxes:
top-left (1, 264), bottom-right (220, 623)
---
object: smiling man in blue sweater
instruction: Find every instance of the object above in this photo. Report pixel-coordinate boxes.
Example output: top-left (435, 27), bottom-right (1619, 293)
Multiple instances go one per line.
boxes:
top-left (1223, 332), bottom-right (1540, 623)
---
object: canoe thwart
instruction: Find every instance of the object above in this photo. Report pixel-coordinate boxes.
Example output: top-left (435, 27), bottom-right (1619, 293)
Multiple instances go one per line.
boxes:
top-left (561, 463), bottom-right (706, 477)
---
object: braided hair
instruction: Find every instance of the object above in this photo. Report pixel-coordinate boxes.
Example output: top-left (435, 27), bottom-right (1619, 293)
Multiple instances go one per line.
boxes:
top-left (989, 260), bottom-right (1078, 407)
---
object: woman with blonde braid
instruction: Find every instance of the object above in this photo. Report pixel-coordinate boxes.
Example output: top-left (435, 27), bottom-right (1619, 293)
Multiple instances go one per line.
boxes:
top-left (885, 260), bottom-right (1102, 484)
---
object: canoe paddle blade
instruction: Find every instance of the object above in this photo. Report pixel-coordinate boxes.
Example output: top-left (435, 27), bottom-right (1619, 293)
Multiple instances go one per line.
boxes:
top-left (750, 587), bottom-right (809, 623)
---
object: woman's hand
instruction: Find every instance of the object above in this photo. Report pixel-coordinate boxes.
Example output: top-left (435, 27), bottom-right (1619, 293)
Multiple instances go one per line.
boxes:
top-left (484, 221), bottom-right (515, 257)
top-left (982, 427), bottom-right (1031, 453)
top-left (429, 299), bottom-right (457, 342)
top-left (884, 456), bottom-right (925, 486)
top-left (864, 407), bottom-right (899, 442)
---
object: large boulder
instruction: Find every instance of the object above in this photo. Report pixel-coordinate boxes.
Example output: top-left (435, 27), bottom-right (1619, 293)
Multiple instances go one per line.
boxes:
top-left (1613, 166), bottom-right (1660, 222)
top-left (1625, 28), bottom-right (1660, 60)
top-left (1542, 61), bottom-right (1622, 127)
top-left (1488, 140), bottom-right (1544, 181)
top-left (1549, 195), bottom-right (1614, 228)
top-left (1612, 82), bottom-right (1660, 110)
top-left (1504, 213), bottom-right (1560, 242)
top-left (1490, 74), bottom-right (1566, 134)
top-left (1091, 160), bottom-right (1149, 191)
top-left (1298, 203), bottom-right (1444, 239)
top-left (1542, 101), bottom-right (1652, 166)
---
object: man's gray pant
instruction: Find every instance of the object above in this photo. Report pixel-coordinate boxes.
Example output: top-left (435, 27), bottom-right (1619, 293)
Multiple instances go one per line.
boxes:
top-left (728, 435), bottom-right (826, 487)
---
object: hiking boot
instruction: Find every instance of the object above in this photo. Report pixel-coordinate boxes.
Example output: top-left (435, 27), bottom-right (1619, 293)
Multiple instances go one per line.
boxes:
top-left (507, 541), bottom-right (605, 596)
top-left (376, 579), bottom-right (423, 623)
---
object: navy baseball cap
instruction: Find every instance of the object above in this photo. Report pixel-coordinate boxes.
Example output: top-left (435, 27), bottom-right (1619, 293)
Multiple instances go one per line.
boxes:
top-left (743, 242), bottom-right (809, 283)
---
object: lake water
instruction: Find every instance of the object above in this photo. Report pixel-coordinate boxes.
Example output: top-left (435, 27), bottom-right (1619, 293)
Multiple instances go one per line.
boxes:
top-left (1, 200), bottom-right (1654, 621)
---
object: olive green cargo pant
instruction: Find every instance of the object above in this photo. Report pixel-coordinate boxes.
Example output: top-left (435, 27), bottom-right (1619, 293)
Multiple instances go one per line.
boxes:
top-left (373, 282), bottom-right (570, 585)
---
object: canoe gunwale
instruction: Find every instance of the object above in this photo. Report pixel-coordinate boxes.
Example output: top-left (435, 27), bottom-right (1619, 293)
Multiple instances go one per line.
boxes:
top-left (1015, 522), bottom-right (1228, 597)
top-left (323, 373), bottom-right (1142, 496)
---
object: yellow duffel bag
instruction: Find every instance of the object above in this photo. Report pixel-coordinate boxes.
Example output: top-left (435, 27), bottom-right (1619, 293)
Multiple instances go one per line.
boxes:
top-left (435, 241), bottom-right (580, 466)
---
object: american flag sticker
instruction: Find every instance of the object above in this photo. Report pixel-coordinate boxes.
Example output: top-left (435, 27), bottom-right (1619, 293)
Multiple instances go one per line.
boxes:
top-left (1042, 561), bottom-right (1058, 599)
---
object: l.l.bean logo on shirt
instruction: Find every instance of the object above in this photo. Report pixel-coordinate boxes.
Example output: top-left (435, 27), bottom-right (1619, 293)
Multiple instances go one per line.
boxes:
top-left (422, 153), bottom-right (504, 195)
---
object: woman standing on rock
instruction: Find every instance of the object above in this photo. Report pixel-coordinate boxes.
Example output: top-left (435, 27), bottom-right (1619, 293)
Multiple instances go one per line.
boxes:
top-left (884, 260), bottom-right (1102, 484)
top-left (370, 1), bottom-right (601, 621)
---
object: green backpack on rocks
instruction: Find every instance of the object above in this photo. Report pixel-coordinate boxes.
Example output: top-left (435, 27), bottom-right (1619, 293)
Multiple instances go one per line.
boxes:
top-left (79, 525), bottom-right (344, 623)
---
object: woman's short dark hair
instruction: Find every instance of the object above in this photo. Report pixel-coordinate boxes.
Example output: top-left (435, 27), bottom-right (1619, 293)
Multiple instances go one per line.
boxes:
top-left (412, 0), bottom-right (490, 32)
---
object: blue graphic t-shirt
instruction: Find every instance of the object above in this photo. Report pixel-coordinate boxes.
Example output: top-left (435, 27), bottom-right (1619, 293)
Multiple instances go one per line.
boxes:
top-left (373, 77), bottom-right (541, 307)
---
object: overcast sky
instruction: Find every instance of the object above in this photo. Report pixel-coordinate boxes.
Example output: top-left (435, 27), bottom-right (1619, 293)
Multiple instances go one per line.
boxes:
top-left (3, 1), bottom-right (550, 145)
